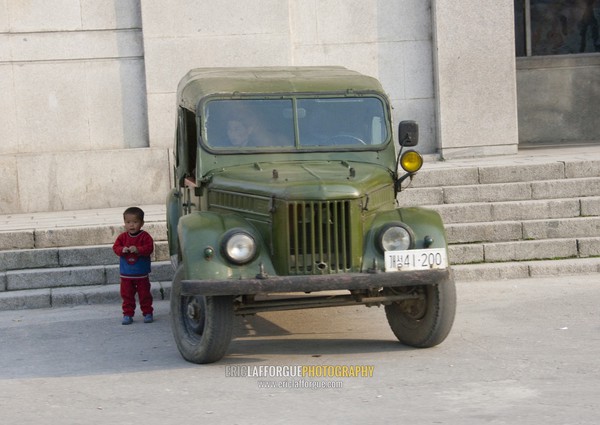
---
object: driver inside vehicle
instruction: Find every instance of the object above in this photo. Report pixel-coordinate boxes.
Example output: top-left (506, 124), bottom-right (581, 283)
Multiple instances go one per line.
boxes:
top-left (221, 110), bottom-right (292, 148)
top-left (226, 118), bottom-right (253, 147)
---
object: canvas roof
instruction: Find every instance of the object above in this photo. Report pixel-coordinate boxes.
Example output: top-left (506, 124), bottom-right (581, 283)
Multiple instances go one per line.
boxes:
top-left (177, 66), bottom-right (386, 112)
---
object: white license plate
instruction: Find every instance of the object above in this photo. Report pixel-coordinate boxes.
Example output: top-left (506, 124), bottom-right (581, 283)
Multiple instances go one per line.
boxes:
top-left (384, 248), bottom-right (448, 272)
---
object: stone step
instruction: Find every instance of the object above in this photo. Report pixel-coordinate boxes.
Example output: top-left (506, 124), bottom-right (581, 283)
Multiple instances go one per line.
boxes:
top-left (0, 261), bottom-right (174, 293)
top-left (0, 281), bottom-right (173, 311)
top-left (0, 205), bottom-right (166, 231)
top-left (399, 177), bottom-right (600, 206)
top-left (0, 204), bottom-right (167, 251)
top-left (2, 257), bottom-right (599, 310)
top-left (448, 237), bottom-right (600, 264)
top-left (452, 257), bottom-right (600, 282)
top-left (2, 196), bottom-right (597, 252)
top-left (411, 161), bottom-right (562, 188)
top-left (2, 234), bottom-right (595, 296)
top-left (0, 242), bottom-right (170, 271)
top-left (411, 158), bottom-right (600, 188)
top-left (426, 197), bottom-right (600, 224)
top-left (0, 222), bottom-right (168, 251)
top-left (1, 157), bottom-right (598, 311)
top-left (445, 216), bottom-right (600, 244)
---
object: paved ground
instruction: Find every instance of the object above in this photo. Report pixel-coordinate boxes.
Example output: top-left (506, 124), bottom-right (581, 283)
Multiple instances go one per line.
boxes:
top-left (0, 274), bottom-right (599, 424)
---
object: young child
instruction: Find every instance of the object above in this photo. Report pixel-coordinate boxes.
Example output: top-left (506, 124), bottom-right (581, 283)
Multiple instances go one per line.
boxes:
top-left (112, 207), bottom-right (155, 325)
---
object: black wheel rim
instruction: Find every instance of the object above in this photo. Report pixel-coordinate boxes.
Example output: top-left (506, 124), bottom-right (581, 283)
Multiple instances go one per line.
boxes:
top-left (182, 296), bottom-right (206, 335)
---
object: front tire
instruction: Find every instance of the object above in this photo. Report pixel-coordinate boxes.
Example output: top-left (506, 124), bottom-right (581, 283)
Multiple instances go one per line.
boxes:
top-left (384, 274), bottom-right (456, 348)
top-left (170, 266), bottom-right (234, 364)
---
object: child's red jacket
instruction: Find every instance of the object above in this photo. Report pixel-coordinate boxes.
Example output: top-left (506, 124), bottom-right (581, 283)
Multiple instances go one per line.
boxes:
top-left (112, 230), bottom-right (154, 277)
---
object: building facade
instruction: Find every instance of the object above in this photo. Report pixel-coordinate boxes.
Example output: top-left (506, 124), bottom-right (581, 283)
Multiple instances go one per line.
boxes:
top-left (1, 1), bottom-right (594, 214)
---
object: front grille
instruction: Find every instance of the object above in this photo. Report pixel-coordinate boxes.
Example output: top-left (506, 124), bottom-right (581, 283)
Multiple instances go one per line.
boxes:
top-left (287, 200), bottom-right (352, 274)
top-left (208, 190), bottom-right (271, 218)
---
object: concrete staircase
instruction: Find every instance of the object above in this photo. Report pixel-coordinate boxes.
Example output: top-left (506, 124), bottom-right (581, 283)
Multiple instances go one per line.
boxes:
top-left (1, 148), bottom-right (599, 311)
top-left (398, 150), bottom-right (600, 281)
top-left (0, 206), bottom-right (173, 311)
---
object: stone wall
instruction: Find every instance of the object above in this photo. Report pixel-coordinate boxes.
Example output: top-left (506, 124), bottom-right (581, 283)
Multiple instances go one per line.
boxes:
top-left (431, 0), bottom-right (519, 158)
top-left (517, 54), bottom-right (600, 146)
top-left (0, 0), bottom-right (169, 213)
top-left (0, 0), bottom-right (521, 214)
top-left (140, 0), bottom-right (438, 153)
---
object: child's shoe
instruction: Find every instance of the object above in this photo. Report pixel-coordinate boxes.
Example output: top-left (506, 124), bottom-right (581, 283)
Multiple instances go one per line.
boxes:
top-left (122, 316), bottom-right (133, 325)
top-left (144, 314), bottom-right (154, 323)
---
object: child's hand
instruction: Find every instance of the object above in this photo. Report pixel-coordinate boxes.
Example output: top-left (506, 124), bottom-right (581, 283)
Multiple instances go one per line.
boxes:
top-left (122, 247), bottom-right (130, 253)
top-left (128, 246), bottom-right (139, 254)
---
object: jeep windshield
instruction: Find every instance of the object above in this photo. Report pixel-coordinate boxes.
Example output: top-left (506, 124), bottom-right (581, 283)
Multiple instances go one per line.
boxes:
top-left (203, 96), bottom-right (389, 150)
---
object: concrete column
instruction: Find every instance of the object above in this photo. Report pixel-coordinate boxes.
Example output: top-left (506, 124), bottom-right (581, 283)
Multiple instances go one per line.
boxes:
top-left (431, 0), bottom-right (519, 158)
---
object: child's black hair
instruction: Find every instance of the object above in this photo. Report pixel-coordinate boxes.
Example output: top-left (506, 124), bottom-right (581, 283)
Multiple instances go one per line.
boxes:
top-left (123, 206), bottom-right (145, 221)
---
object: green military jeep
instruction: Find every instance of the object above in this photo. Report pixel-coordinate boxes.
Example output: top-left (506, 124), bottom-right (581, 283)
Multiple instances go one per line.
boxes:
top-left (167, 67), bottom-right (456, 363)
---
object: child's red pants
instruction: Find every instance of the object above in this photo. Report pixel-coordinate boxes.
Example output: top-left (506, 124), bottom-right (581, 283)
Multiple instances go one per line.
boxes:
top-left (120, 276), bottom-right (153, 317)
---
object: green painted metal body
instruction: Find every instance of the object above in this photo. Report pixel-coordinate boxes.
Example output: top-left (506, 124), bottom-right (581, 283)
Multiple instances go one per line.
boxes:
top-left (166, 67), bottom-right (449, 293)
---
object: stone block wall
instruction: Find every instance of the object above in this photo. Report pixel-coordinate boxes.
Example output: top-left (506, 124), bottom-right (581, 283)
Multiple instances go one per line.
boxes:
top-left (517, 54), bottom-right (600, 146)
top-left (431, 0), bottom-right (519, 158)
top-left (0, 0), bottom-right (521, 214)
top-left (0, 0), bottom-right (169, 213)
top-left (140, 0), bottom-right (438, 153)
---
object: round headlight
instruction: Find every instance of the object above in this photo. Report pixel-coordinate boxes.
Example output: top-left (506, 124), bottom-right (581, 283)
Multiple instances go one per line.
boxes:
top-left (222, 231), bottom-right (257, 265)
top-left (379, 224), bottom-right (413, 252)
top-left (400, 150), bottom-right (423, 173)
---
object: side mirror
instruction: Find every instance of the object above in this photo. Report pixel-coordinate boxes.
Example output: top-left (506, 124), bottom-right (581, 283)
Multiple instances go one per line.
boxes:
top-left (398, 120), bottom-right (419, 147)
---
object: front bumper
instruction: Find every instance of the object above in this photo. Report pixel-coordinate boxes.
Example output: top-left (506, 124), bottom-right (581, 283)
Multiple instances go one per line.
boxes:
top-left (181, 268), bottom-right (452, 296)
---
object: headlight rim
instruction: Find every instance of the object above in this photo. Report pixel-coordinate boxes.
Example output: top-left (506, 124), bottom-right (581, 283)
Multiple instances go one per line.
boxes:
top-left (377, 222), bottom-right (415, 253)
top-left (220, 229), bottom-right (259, 265)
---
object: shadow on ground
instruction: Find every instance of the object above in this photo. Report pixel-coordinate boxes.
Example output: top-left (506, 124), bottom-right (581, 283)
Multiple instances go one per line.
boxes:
top-left (0, 300), bottom-right (407, 379)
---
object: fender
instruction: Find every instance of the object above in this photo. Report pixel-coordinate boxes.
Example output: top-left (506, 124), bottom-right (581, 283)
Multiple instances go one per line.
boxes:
top-left (362, 207), bottom-right (449, 272)
top-left (178, 211), bottom-right (276, 281)
top-left (397, 207), bottom-right (449, 249)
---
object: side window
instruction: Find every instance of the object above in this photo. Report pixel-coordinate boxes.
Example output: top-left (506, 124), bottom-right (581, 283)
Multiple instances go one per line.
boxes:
top-left (184, 109), bottom-right (197, 177)
top-left (175, 107), bottom-right (198, 186)
top-left (175, 109), bottom-right (185, 184)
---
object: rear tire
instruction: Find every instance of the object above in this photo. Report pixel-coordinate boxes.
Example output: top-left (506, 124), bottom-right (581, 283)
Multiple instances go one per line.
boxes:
top-left (170, 266), bottom-right (234, 364)
top-left (384, 275), bottom-right (456, 348)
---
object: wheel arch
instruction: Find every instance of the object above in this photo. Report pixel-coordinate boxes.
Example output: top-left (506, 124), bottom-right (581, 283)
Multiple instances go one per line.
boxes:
top-left (362, 207), bottom-right (449, 272)
top-left (177, 211), bottom-right (276, 281)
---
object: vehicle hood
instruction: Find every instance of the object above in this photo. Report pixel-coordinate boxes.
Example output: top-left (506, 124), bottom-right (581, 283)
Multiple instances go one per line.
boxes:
top-left (206, 161), bottom-right (393, 200)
